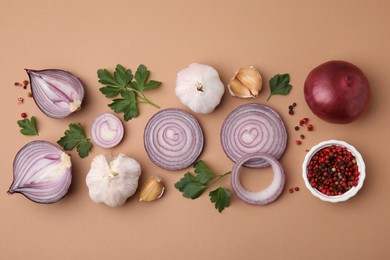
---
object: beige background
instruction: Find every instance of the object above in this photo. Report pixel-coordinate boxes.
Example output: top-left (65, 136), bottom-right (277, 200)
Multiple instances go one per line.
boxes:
top-left (1, 0), bottom-right (390, 259)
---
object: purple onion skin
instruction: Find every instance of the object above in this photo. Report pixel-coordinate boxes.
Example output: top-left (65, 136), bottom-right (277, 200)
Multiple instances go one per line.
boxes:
top-left (8, 140), bottom-right (72, 204)
top-left (26, 69), bottom-right (85, 119)
top-left (304, 60), bottom-right (371, 124)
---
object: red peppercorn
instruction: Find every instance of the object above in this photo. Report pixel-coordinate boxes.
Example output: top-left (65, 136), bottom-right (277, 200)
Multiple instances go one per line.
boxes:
top-left (21, 112), bottom-right (27, 118)
top-left (307, 124), bottom-right (314, 131)
top-left (292, 103), bottom-right (297, 107)
top-left (289, 110), bottom-right (294, 115)
top-left (296, 140), bottom-right (302, 145)
top-left (289, 188), bottom-right (294, 193)
top-left (23, 80), bottom-right (29, 86)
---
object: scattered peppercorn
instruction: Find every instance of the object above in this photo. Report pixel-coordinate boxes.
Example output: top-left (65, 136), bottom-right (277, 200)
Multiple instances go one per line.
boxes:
top-left (296, 140), bottom-right (302, 145)
top-left (289, 188), bottom-right (294, 193)
top-left (288, 110), bottom-right (294, 115)
top-left (294, 187), bottom-right (299, 191)
top-left (17, 97), bottom-right (24, 105)
top-left (23, 80), bottom-right (29, 86)
top-left (21, 112), bottom-right (27, 118)
top-left (307, 124), bottom-right (314, 131)
top-left (292, 102), bottom-right (297, 107)
top-left (294, 126), bottom-right (299, 131)
top-left (27, 92), bottom-right (32, 97)
top-left (288, 103), bottom-right (297, 115)
top-left (300, 134), bottom-right (305, 139)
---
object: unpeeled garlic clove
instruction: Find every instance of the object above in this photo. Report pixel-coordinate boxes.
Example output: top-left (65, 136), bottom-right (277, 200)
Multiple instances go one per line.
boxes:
top-left (139, 176), bottom-right (165, 202)
top-left (228, 66), bottom-right (263, 98)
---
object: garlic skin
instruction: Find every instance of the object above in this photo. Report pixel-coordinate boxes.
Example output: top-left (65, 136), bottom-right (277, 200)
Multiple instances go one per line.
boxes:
top-left (228, 66), bottom-right (263, 98)
top-left (139, 176), bottom-right (165, 202)
top-left (176, 63), bottom-right (224, 114)
top-left (86, 154), bottom-right (141, 207)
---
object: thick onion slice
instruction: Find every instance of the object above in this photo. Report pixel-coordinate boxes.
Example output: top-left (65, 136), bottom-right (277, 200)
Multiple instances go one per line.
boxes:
top-left (231, 153), bottom-right (285, 205)
top-left (144, 108), bottom-right (204, 171)
top-left (26, 69), bottom-right (85, 118)
top-left (91, 113), bottom-right (124, 148)
top-left (221, 103), bottom-right (287, 168)
top-left (8, 140), bottom-right (72, 204)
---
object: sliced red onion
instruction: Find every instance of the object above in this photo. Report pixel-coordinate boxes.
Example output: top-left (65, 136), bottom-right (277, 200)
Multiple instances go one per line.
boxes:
top-left (8, 140), bottom-right (72, 204)
top-left (26, 69), bottom-right (85, 118)
top-left (144, 108), bottom-right (204, 170)
top-left (231, 153), bottom-right (285, 205)
top-left (91, 113), bottom-right (124, 148)
top-left (221, 103), bottom-right (287, 168)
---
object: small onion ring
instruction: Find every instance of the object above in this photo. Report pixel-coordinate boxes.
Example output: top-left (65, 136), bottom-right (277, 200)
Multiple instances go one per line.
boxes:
top-left (91, 113), bottom-right (124, 148)
top-left (221, 103), bottom-right (287, 168)
top-left (144, 108), bottom-right (204, 171)
top-left (231, 153), bottom-right (285, 205)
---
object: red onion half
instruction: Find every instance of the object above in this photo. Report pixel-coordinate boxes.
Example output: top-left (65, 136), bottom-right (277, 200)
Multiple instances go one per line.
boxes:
top-left (144, 108), bottom-right (204, 171)
top-left (26, 69), bottom-right (85, 119)
top-left (221, 103), bottom-right (287, 168)
top-left (91, 113), bottom-right (124, 148)
top-left (304, 60), bottom-right (371, 124)
top-left (8, 140), bottom-right (72, 204)
top-left (231, 153), bottom-right (285, 205)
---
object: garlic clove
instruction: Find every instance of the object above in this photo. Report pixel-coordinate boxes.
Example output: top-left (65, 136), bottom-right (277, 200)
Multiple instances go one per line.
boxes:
top-left (139, 176), bottom-right (165, 202)
top-left (228, 66), bottom-right (263, 98)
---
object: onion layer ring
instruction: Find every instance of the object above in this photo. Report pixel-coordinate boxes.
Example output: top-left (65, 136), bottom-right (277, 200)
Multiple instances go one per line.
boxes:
top-left (231, 153), bottom-right (285, 205)
top-left (144, 108), bottom-right (204, 171)
top-left (221, 103), bottom-right (287, 168)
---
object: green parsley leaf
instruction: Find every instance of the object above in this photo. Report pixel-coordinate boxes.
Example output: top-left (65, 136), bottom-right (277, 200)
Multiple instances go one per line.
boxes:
top-left (144, 80), bottom-right (161, 91)
top-left (113, 64), bottom-right (133, 87)
top-left (134, 64), bottom-right (149, 90)
top-left (17, 116), bottom-right (38, 136)
top-left (97, 68), bottom-right (119, 86)
top-left (209, 187), bottom-right (231, 213)
top-left (174, 173), bottom-right (207, 199)
top-left (57, 123), bottom-right (92, 158)
top-left (108, 90), bottom-right (139, 121)
top-left (194, 160), bottom-right (216, 184)
top-left (99, 86), bottom-right (123, 98)
top-left (267, 73), bottom-right (292, 101)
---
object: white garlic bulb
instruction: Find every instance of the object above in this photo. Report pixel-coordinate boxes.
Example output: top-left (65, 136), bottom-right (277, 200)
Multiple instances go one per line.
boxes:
top-left (175, 63), bottom-right (225, 114)
top-left (86, 153), bottom-right (141, 207)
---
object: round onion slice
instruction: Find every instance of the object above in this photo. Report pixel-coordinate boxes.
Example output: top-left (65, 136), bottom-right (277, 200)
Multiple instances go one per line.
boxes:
top-left (8, 140), bottom-right (72, 204)
top-left (91, 113), bottom-right (124, 148)
top-left (26, 69), bottom-right (85, 119)
top-left (144, 108), bottom-right (204, 171)
top-left (221, 103), bottom-right (287, 168)
top-left (231, 153), bottom-right (285, 205)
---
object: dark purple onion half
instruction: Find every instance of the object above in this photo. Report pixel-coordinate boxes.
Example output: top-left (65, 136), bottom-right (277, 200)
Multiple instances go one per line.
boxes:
top-left (231, 153), bottom-right (285, 205)
top-left (144, 108), bottom-right (204, 171)
top-left (91, 113), bottom-right (124, 148)
top-left (221, 103), bottom-right (287, 168)
top-left (8, 140), bottom-right (72, 204)
top-left (26, 69), bottom-right (85, 119)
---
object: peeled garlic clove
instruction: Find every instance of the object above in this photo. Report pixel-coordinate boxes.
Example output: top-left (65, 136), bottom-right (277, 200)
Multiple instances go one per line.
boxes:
top-left (139, 176), bottom-right (165, 202)
top-left (26, 69), bottom-right (85, 118)
top-left (228, 66), bottom-right (263, 98)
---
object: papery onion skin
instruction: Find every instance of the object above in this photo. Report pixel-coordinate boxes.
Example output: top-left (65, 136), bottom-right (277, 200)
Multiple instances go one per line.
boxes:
top-left (26, 69), bottom-right (85, 119)
top-left (91, 113), bottom-right (124, 148)
top-left (304, 60), bottom-right (371, 124)
top-left (144, 108), bottom-right (204, 171)
top-left (8, 140), bottom-right (72, 204)
top-left (231, 153), bottom-right (285, 205)
top-left (220, 103), bottom-right (287, 168)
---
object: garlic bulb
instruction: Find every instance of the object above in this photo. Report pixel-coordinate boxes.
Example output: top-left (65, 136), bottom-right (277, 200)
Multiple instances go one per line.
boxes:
top-left (86, 154), bottom-right (141, 207)
top-left (176, 63), bottom-right (224, 114)
top-left (228, 66), bottom-right (263, 98)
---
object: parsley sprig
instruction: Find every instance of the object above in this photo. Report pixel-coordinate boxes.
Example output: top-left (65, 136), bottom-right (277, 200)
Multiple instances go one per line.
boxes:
top-left (57, 123), bottom-right (93, 158)
top-left (17, 116), bottom-right (38, 136)
top-left (267, 73), bottom-right (292, 101)
top-left (98, 64), bottom-right (161, 121)
top-left (175, 160), bottom-right (231, 213)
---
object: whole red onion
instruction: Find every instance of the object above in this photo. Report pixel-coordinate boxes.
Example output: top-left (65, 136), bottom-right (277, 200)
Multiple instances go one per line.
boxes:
top-left (304, 60), bottom-right (371, 124)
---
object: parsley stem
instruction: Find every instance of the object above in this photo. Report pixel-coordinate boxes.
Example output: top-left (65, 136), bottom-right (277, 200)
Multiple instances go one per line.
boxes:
top-left (139, 92), bottom-right (160, 109)
top-left (207, 171), bottom-right (231, 188)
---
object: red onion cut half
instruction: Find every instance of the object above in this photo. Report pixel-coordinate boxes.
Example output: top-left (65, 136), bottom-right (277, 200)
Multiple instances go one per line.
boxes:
top-left (8, 140), bottom-right (72, 204)
top-left (231, 153), bottom-right (285, 205)
top-left (221, 103), bottom-right (287, 168)
top-left (26, 69), bottom-right (85, 118)
top-left (91, 113), bottom-right (124, 148)
top-left (144, 108), bottom-right (204, 171)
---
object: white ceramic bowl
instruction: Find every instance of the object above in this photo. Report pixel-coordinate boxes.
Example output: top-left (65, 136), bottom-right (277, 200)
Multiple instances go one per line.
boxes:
top-left (302, 140), bottom-right (366, 202)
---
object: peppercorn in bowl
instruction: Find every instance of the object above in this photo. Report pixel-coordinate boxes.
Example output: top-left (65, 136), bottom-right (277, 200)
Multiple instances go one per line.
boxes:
top-left (302, 140), bottom-right (366, 202)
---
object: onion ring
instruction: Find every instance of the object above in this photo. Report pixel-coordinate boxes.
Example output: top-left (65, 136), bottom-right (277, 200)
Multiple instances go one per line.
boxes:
top-left (231, 153), bottom-right (285, 205)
